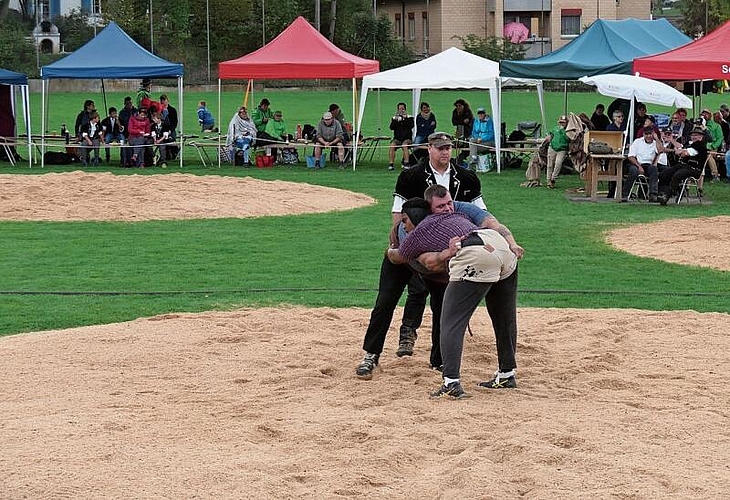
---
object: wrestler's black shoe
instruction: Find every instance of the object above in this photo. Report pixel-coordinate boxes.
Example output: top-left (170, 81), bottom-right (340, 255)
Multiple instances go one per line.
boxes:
top-left (396, 327), bottom-right (417, 357)
top-left (477, 372), bottom-right (517, 389)
top-left (355, 353), bottom-right (379, 380)
top-left (430, 381), bottom-right (469, 399)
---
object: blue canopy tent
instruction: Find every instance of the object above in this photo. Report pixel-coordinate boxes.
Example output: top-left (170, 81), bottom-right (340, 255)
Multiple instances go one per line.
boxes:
top-left (40, 22), bottom-right (184, 167)
top-left (500, 19), bottom-right (691, 80)
top-left (0, 68), bottom-right (31, 166)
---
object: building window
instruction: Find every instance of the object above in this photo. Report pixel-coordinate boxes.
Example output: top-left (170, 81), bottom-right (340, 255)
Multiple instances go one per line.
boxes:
top-left (408, 13), bottom-right (415, 41)
top-left (422, 11), bottom-right (429, 54)
top-left (561, 9), bottom-right (582, 36)
top-left (395, 14), bottom-right (402, 39)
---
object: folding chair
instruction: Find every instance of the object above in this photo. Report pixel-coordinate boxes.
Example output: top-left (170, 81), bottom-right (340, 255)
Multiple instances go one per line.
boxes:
top-left (629, 174), bottom-right (649, 201)
top-left (517, 121), bottom-right (542, 139)
top-left (676, 158), bottom-right (708, 204)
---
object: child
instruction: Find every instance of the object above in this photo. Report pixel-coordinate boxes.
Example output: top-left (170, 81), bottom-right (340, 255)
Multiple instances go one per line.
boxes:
top-left (150, 112), bottom-right (173, 168)
top-left (101, 107), bottom-right (125, 163)
top-left (79, 111), bottom-right (103, 167)
top-left (197, 101), bottom-right (217, 133)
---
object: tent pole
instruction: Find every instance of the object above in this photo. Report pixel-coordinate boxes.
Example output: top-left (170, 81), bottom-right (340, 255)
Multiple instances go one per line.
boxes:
top-left (41, 79), bottom-right (46, 168)
top-left (178, 76), bottom-right (183, 168)
top-left (351, 77), bottom-right (356, 170)
top-left (218, 78), bottom-right (222, 168)
top-left (101, 79), bottom-right (108, 120)
top-left (563, 80), bottom-right (568, 115)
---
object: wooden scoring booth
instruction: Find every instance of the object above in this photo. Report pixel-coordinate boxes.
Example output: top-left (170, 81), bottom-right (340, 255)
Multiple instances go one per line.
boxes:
top-left (583, 131), bottom-right (625, 202)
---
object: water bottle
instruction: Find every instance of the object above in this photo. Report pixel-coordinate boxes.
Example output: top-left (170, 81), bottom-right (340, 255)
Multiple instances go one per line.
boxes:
top-left (296, 124), bottom-right (302, 141)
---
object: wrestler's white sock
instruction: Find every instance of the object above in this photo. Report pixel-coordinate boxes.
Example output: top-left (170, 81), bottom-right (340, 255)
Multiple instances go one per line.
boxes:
top-left (444, 377), bottom-right (459, 386)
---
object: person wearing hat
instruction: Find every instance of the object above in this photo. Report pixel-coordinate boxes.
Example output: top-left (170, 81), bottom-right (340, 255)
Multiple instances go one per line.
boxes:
top-left (625, 126), bottom-right (664, 202)
top-left (700, 108), bottom-right (723, 182)
top-left (314, 111), bottom-right (345, 168)
top-left (657, 126), bottom-right (708, 205)
top-left (468, 107), bottom-right (495, 171)
top-left (388, 102), bottom-right (415, 170)
top-left (385, 196), bottom-right (522, 398)
top-left (545, 115), bottom-right (570, 189)
top-left (354, 132), bottom-right (486, 380)
top-left (136, 79), bottom-right (151, 110)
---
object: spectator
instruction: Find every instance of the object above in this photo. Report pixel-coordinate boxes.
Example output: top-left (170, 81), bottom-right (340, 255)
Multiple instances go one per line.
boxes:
top-left (657, 127), bottom-right (708, 205)
top-left (74, 99), bottom-right (96, 138)
top-left (468, 107), bottom-right (495, 168)
top-left (159, 94), bottom-right (178, 140)
top-left (701, 108), bottom-right (723, 182)
top-left (136, 79), bottom-right (151, 110)
top-left (252, 98), bottom-right (273, 138)
top-left (226, 106), bottom-right (257, 166)
top-left (197, 101), bottom-right (217, 133)
top-left (314, 111), bottom-right (346, 168)
top-left (265, 110), bottom-right (290, 163)
top-left (625, 126), bottom-right (662, 202)
top-left (79, 111), bottom-right (103, 167)
top-left (150, 112), bottom-right (173, 168)
top-left (546, 115), bottom-right (569, 189)
top-left (590, 103), bottom-right (610, 131)
top-left (414, 102), bottom-right (437, 146)
top-left (119, 96), bottom-right (136, 139)
top-left (388, 102), bottom-right (414, 171)
top-left (451, 98), bottom-right (474, 140)
top-left (606, 109), bottom-right (626, 132)
top-left (128, 108), bottom-right (152, 168)
top-left (101, 107), bottom-right (125, 163)
top-left (328, 103), bottom-right (350, 144)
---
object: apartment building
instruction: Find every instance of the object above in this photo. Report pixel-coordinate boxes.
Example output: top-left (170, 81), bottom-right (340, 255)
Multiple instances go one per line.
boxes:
top-left (375, 0), bottom-right (651, 58)
top-left (10, 0), bottom-right (97, 20)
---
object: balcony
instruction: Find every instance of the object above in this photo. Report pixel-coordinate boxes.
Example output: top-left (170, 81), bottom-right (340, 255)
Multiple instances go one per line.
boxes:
top-left (504, 0), bottom-right (551, 11)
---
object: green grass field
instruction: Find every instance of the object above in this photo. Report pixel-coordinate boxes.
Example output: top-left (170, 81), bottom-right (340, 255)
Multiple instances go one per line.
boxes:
top-left (2, 89), bottom-right (729, 336)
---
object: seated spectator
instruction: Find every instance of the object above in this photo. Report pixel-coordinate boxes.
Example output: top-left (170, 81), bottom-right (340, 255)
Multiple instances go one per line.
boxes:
top-left (252, 98), bottom-right (273, 138)
top-left (606, 110), bottom-right (626, 132)
top-left (101, 107), bottom-right (125, 163)
top-left (159, 94), bottom-right (178, 141)
top-left (128, 108), bottom-right (152, 168)
top-left (119, 96), bottom-right (136, 140)
top-left (329, 103), bottom-right (350, 144)
top-left (314, 111), bottom-right (346, 168)
top-left (265, 110), bottom-right (291, 162)
top-left (468, 107), bottom-right (495, 167)
top-left (150, 112), bottom-right (174, 168)
top-left (451, 98), bottom-right (474, 140)
top-left (657, 127), bottom-right (708, 205)
top-left (414, 102), bottom-right (437, 146)
top-left (636, 114), bottom-right (659, 139)
top-left (226, 106), bottom-right (257, 165)
top-left (75, 99), bottom-right (96, 139)
top-left (701, 108), bottom-right (723, 182)
top-left (590, 104), bottom-right (610, 131)
top-left (633, 102), bottom-right (649, 135)
top-left (624, 126), bottom-right (662, 202)
top-left (657, 127), bottom-right (677, 172)
top-left (79, 111), bottom-right (103, 167)
top-left (546, 115), bottom-right (569, 189)
top-left (388, 102), bottom-right (414, 171)
top-left (197, 101), bottom-right (217, 133)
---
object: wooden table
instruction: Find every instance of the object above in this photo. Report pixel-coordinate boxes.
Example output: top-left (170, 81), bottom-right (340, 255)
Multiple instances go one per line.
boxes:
top-left (585, 153), bottom-right (626, 202)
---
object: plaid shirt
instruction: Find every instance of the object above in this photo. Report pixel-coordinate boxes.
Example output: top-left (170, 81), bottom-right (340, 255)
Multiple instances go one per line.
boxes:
top-left (398, 213), bottom-right (477, 261)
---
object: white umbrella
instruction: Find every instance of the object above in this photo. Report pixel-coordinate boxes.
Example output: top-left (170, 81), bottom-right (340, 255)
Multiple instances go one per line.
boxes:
top-left (579, 73), bottom-right (692, 149)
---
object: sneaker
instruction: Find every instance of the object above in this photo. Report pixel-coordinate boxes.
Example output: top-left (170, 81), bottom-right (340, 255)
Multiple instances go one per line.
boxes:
top-left (710, 175), bottom-right (720, 183)
top-left (430, 381), bottom-right (469, 399)
top-left (355, 353), bottom-right (379, 380)
top-left (648, 194), bottom-right (658, 203)
top-left (388, 163), bottom-right (395, 171)
top-left (547, 180), bottom-right (555, 189)
top-left (431, 364), bottom-right (444, 372)
top-left (477, 372), bottom-right (517, 389)
top-left (160, 162), bottom-right (167, 169)
top-left (658, 194), bottom-right (668, 206)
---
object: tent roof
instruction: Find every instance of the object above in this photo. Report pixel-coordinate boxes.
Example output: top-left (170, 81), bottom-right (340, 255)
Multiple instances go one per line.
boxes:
top-left (362, 47), bottom-right (500, 89)
top-left (218, 16), bottom-right (379, 79)
top-left (633, 20), bottom-right (730, 80)
top-left (0, 68), bottom-right (27, 86)
top-left (501, 18), bottom-right (691, 80)
top-left (41, 22), bottom-right (183, 79)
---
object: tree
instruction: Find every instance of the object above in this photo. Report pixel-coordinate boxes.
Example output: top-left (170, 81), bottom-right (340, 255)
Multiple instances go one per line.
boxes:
top-left (53, 9), bottom-right (94, 51)
top-left (0, 20), bottom-right (38, 75)
top-left (336, 12), bottom-right (413, 70)
top-left (680, 0), bottom-right (730, 37)
top-left (453, 34), bottom-right (527, 62)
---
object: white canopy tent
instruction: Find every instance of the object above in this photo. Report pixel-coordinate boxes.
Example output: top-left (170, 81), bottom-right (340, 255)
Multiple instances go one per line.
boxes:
top-left (578, 73), bottom-right (692, 150)
top-left (355, 48), bottom-right (506, 171)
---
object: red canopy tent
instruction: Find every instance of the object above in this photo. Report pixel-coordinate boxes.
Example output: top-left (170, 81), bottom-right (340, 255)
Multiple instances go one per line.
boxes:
top-left (216, 16), bottom-right (379, 166)
top-left (633, 20), bottom-right (730, 80)
top-left (219, 16), bottom-right (379, 79)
